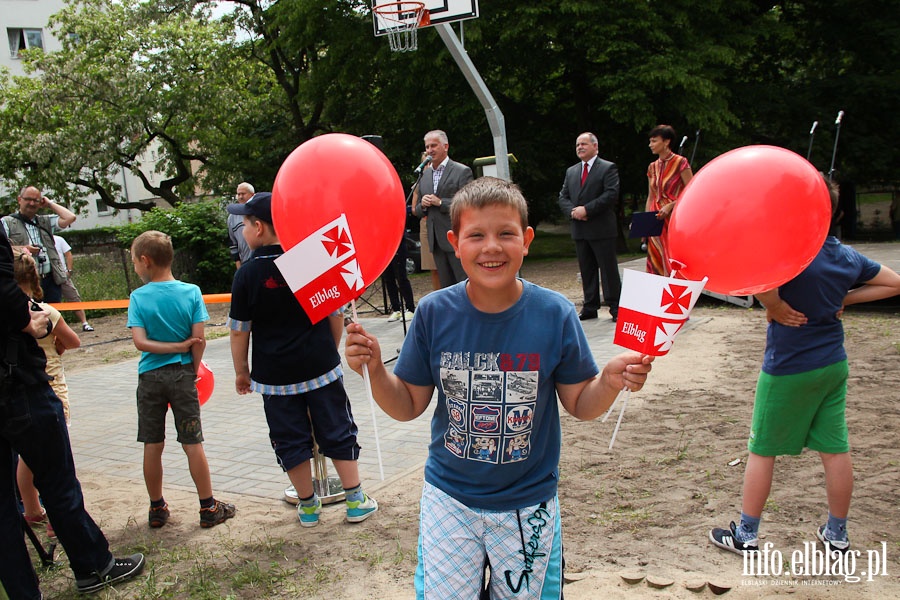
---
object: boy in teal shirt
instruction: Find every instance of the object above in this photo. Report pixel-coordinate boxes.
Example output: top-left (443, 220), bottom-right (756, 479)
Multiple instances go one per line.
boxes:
top-left (127, 230), bottom-right (235, 529)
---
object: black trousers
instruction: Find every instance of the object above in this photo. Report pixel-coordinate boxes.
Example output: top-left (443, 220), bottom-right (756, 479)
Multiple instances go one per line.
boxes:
top-left (381, 244), bottom-right (415, 312)
top-left (40, 275), bottom-right (62, 303)
top-left (575, 237), bottom-right (621, 315)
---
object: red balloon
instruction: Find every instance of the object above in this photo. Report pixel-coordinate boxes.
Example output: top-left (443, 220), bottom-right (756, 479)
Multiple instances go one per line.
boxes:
top-left (667, 145), bottom-right (831, 295)
top-left (196, 360), bottom-right (214, 406)
top-left (271, 133), bottom-right (406, 318)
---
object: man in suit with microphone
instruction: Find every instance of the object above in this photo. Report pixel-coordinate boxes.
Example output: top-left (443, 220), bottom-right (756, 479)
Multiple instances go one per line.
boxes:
top-left (558, 132), bottom-right (621, 322)
top-left (413, 130), bottom-right (473, 288)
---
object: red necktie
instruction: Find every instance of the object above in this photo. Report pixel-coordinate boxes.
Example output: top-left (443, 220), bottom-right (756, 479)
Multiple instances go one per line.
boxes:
top-left (581, 162), bottom-right (589, 186)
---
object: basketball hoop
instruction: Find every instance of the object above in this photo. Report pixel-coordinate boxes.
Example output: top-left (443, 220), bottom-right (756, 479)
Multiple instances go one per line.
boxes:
top-left (374, 1), bottom-right (430, 52)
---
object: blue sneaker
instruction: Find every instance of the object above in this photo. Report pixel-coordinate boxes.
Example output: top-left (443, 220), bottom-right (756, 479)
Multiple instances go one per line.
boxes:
top-left (346, 494), bottom-right (378, 523)
top-left (298, 497), bottom-right (321, 528)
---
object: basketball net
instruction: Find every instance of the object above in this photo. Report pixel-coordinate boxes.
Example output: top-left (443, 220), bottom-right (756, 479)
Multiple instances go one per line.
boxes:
top-left (374, 2), bottom-right (430, 52)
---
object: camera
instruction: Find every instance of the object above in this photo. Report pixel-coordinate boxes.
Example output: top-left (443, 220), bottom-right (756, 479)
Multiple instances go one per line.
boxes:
top-left (37, 254), bottom-right (46, 264)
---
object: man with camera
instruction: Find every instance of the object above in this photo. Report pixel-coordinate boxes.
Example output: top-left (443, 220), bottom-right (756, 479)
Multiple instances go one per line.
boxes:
top-left (2, 186), bottom-right (77, 303)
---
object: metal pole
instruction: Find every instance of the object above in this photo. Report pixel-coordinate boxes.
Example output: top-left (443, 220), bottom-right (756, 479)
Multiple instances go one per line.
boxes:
top-left (434, 24), bottom-right (510, 181)
top-left (689, 129), bottom-right (701, 166)
top-left (828, 110), bottom-right (844, 182)
top-left (806, 120), bottom-right (818, 161)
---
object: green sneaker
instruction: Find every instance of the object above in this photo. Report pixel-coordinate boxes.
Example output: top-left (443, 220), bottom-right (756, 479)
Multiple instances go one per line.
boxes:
top-left (346, 494), bottom-right (378, 523)
top-left (298, 497), bottom-right (322, 528)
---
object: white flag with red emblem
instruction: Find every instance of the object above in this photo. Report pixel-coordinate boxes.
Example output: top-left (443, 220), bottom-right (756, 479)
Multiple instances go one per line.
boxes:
top-left (613, 269), bottom-right (708, 356)
top-left (275, 213), bottom-right (365, 323)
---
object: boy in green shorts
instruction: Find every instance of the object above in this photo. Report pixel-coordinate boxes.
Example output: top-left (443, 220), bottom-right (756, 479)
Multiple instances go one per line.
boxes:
top-left (710, 181), bottom-right (900, 555)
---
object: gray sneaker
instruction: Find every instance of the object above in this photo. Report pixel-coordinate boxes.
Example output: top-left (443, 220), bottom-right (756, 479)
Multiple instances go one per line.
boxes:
top-left (199, 500), bottom-right (236, 528)
top-left (817, 524), bottom-right (850, 553)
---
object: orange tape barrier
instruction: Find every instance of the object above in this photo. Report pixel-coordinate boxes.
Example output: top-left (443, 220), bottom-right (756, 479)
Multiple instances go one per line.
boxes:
top-left (49, 293), bottom-right (232, 312)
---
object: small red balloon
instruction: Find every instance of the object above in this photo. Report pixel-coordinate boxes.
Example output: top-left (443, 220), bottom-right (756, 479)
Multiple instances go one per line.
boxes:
top-left (196, 360), bottom-right (214, 406)
top-left (271, 133), bottom-right (406, 320)
top-left (667, 145), bottom-right (831, 295)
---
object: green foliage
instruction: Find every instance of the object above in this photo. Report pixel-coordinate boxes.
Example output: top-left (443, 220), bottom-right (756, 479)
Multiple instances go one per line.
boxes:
top-left (2, 0), bottom-right (896, 228)
top-left (0, 0), bottom-right (268, 211)
top-left (117, 200), bottom-right (233, 293)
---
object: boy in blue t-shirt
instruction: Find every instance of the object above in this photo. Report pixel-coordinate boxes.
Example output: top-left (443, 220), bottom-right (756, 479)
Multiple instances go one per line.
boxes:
top-left (710, 181), bottom-right (900, 556)
top-left (345, 177), bottom-right (653, 599)
top-left (127, 230), bottom-right (235, 529)
top-left (227, 193), bottom-right (377, 528)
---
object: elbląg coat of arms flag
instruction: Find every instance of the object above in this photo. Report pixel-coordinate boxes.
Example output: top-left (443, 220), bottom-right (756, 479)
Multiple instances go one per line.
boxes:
top-left (274, 214), bottom-right (365, 324)
top-left (613, 269), bottom-right (708, 356)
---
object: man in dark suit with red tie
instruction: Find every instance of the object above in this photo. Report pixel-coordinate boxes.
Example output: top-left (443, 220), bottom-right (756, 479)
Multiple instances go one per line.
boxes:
top-left (558, 132), bottom-right (621, 322)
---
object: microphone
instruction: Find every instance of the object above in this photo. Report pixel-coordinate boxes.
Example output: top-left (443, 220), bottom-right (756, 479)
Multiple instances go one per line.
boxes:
top-left (413, 155), bottom-right (433, 174)
top-left (809, 121), bottom-right (818, 135)
top-left (835, 110), bottom-right (844, 125)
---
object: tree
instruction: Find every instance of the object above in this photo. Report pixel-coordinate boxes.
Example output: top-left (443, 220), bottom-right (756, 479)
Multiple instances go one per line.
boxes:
top-left (732, 0), bottom-right (900, 184)
top-left (117, 199), bottom-right (233, 292)
top-left (350, 0), bottom-right (768, 224)
top-left (0, 0), bottom-right (268, 212)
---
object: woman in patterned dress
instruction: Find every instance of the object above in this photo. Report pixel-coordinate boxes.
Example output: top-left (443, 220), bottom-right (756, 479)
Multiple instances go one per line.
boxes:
top-left (645, 124), bottom-right (693, 276)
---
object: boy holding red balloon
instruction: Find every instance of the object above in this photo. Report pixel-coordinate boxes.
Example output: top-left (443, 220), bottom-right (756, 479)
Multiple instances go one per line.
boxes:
top-left (227, 193), bottom-right (378, 528)
top-left (127, 230), bottom-right (236, 529)
top-left (345, 177), bottom-right (654, 598)
top-left (710, 181), bottom-right (900, 556)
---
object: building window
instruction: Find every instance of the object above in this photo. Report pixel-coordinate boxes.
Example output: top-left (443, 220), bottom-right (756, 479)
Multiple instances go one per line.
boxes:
top-left (95, 198), bottom-right (113, 216)
top-left (7, 28), bottom-right (44, 59)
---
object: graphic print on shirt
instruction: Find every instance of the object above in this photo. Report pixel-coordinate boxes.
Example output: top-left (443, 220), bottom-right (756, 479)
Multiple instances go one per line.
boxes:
top-left (439, 351), bottom-right (540, 466)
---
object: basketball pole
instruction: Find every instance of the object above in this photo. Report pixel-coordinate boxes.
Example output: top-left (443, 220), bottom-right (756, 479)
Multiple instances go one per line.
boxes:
top-left (434, 24), bottom-right (510, 182)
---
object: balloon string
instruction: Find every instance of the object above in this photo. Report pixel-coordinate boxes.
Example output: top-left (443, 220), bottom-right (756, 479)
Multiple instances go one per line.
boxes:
top-left (351, 299), bottom-right (385, 481)
top-left (608, 389), bottom-right (631, 450)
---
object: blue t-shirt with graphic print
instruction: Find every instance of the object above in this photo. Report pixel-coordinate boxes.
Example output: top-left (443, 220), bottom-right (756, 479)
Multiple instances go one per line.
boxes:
top-left (394, 280), bottom-right (599, 511)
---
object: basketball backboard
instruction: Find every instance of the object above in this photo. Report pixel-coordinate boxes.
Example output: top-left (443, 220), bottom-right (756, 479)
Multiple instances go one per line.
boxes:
top-left (373, 0), bottom-right (479, 36)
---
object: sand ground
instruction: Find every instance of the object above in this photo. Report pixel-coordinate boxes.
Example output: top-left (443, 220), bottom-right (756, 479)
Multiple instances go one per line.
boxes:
top-left (37, 256), bottom-right (900, 599)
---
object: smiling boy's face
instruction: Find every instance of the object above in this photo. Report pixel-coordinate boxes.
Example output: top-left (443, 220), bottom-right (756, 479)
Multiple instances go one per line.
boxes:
top-left (449, 203), bottom-right (534, 300)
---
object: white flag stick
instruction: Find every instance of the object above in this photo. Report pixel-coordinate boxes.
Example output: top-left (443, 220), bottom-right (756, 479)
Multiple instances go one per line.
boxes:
top-left (608, 389), bottom-right (631, 450)
top-left (602, 388), bottom-right (626, 423)
top-left (350, 299), bottom-right (385, 480)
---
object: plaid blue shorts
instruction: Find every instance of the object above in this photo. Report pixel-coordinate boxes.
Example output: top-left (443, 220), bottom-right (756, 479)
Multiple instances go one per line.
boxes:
top-left (415, 481), bottom-right (563, 599)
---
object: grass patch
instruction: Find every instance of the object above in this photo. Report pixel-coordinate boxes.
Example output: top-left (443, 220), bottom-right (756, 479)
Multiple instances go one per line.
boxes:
top-left (857, 192), bottom-right (892, 205)
top-left (32, 533), bottom-right (322, 599)
top-left (74, 249), bottom-right (133, 301)
top-left (528, 229), bottom-right (577, 258)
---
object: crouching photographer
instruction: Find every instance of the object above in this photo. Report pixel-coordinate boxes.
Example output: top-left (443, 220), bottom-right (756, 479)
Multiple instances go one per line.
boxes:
top-left (0, 228), bottom-right (144, 599)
